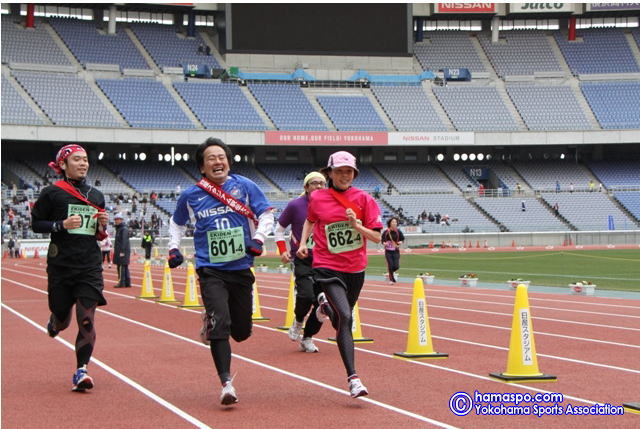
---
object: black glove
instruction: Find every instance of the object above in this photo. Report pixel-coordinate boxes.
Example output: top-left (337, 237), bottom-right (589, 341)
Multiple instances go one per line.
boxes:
top-left (246, 239), bottom-right (263, 257)
top-left (168, 248), bottom-right (184, 268)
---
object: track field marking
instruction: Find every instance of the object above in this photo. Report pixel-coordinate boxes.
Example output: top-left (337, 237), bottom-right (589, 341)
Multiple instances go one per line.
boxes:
top-left (4, 276), bottom-right (633, 414)
top-left (0, 277), bottom-right (457, 428)
top-left (1, 303), bottom-right (213, 429)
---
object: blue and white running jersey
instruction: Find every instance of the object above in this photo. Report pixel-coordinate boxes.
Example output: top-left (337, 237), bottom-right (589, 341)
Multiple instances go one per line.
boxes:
top-left (172, 174), bottom-right (271, 270)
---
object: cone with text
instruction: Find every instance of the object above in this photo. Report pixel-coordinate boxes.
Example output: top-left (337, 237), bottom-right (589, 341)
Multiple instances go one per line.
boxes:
top-left (137, 260), bottom-right (158, 299)
top-left (394, 277), bottom-right (447, 359)
top-left (277, 273), bottom-right (296, 330)
top-left (179, 261), bottom-right (203, 308)
top-left (251, 267), bottom-right (270, 321)
top-left (490, 284), bottom-right (556, 382)
top-left (329, 302), bottom-right (373, 343)
top-left (157, 261), bottom-right (178, 303)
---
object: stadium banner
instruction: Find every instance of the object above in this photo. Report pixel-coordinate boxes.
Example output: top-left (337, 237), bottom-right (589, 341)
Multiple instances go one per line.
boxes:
top-left (435, 3), bottom-right (496, 13)
top-left (509, 3), bottom-right (576, 13)
top-left (388, 132), bottom-right (475, 146)
top-left (264, 131), bottom-right (388, 146)
top-left (586, 3), bottom-right (640, 11)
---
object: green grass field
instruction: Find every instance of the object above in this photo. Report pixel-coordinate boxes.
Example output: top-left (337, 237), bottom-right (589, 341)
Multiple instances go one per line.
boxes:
top-left (257, 249), bottom-right (640, 291)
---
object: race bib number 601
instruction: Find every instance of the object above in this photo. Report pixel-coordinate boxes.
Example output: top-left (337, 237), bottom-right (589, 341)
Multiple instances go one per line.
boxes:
top-left (67, 204), bottom-right (98, 235)
top-left (207, 226), bottom-right (245, 263)
top-left (325, 221), bottom-right (363, 254)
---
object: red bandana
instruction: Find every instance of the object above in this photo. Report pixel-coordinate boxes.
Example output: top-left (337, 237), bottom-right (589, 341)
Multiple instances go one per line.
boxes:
top-left (48, 144), bottom-right (86, 175)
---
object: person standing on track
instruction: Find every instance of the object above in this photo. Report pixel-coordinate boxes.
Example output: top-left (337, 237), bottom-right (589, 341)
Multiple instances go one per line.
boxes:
top-left (99, 231), bottom-right (113, 269)
top-left (31, 144), bottom-right (109, 392)
top-left (113, 213), bottom-right (131, 288)
top-left (275, 171), bottom-right (326, 353)
top-left (297, 151), bottom-right (382, 398)
top-left (167, 138), bottom-right (273, 406)
top-left (381, 217), bottom-right (404, 284)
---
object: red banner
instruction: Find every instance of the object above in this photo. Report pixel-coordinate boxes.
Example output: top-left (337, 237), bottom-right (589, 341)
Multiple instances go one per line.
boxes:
top-left (265, 131), bottom-right (388, 146)
top-left (436, 3), bottom-right (495, 13)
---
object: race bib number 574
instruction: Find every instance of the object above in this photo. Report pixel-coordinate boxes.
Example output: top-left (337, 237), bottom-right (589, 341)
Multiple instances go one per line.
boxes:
top-left (67, 204), bottom-right (97, 235)
top-left (325, 221), bottom-right (363, 254)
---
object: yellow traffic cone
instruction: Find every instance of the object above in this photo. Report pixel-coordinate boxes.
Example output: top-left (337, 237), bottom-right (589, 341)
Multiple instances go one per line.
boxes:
top-left (251, 267), bottom-right (270, 321)
top-left (623, 403), bottom-right (640, 414)
top-left (277, 273), bottom-right (296, 330)
top-left (179, 261), bottom-right (203, 308)
top-left (394, 277), bottom-right (447, 359)
top-left (490, 284), bottom-right (556, 382)
top-left (137, 260), bottom-right (158, 299)
top-left (158, 261), bottom-right (178, 303)
top-left (329, 302), bottom-right (373, 343)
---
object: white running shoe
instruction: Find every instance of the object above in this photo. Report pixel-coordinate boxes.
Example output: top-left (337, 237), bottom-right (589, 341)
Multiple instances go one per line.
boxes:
top-left (299, 337), bottom-right (319, 353)
top-left (315, 293), bottom-right (331, 323)
top-left (288, 320), bottom-right (303, 341)
top-left (348, 377), bottom-right (368, 398)
top-left (220, 380), bottom-right (238, 405)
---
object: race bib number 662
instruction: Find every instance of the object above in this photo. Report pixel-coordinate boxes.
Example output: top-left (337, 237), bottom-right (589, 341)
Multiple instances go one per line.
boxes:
top-left (325, 221), bottom-right (363, 254)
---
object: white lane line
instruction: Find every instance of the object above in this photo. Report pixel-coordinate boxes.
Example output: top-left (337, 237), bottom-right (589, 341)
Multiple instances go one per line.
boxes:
top-left (1, 303), bottom-right (212, 429)
top-left (0, 277), bottom-right (457, 428)
top-left (4, 274), bottom-right (630, 414)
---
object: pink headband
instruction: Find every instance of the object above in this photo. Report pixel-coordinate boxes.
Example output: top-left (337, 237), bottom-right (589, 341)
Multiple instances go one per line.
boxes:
top-left (48, 144), bottom-right (86, 175)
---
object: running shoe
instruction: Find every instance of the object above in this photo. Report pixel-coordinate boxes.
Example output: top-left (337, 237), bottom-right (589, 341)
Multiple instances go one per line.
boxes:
top-left (220, 380), bottom-right (238, 405)
top-left (299, 337), bottom-right (319, 353)
top-left (46, 314), bottom-right (59, 338)
top-left (71, 365), bottom-right (94, 392)
top-left (288, 320), bottom-right (303, 341)
top-left (200, 310), bottom-right (212, 346)
top-left (348, 377), bottom-right (368, 398)
top-left (315, 292), bottom-right (332, 323)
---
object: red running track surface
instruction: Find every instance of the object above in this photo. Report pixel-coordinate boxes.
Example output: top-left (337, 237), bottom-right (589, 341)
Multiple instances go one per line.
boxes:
top-left (2, 258), bottom-right (639, 428)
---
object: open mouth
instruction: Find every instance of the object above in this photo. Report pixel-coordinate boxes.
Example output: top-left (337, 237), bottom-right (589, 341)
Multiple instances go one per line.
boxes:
top-left (211, 167), bottom-right (224, 174)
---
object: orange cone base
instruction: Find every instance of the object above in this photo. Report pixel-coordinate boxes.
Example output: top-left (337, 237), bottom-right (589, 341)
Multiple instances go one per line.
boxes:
top-left (623, 403), bottom-right (640, 414)
top-left (393, 351), bottom-right (448, 359)
top-left (489, 372), bottom-right (557, 383)
top-left (252, 316), bottom-right (270, 322)
top-left (328, 337), bottom-right (374, 343)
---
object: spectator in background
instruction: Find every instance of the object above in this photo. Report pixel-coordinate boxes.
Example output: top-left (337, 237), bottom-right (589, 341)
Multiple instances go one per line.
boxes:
top-left (588, 180), bottom-right (595, 192)
top-left (516, 182), bottom-right (522, 195)
top-left (434, 212), bottom-right (441, 224)
top-left (555, 180), bottom-right (561, 193)
top-left (205, 45), bottom-right (211, 56)
top-left (478, 183), bottom-right (485, 196)
top-left (197, 44), bottom-right (204, 55)
top-left (553, 202), bottom-right (559, 216)
top-left (7, 236), bottom-right (15, 257)
top-left (113, 213), bottom-right (131, 288)
top-left (521, 200), bottom-right (526, 212)
top-left (141, 230), bottom-right (154, 260)
top-left (599, 182), bottom-right (604, 193)
top-left (570, 182), bottom-right (574, 193)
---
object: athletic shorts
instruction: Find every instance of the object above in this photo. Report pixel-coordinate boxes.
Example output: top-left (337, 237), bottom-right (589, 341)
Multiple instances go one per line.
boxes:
top-left (47, 264), bottom-right (107, 314)
top-left (197, 267), bottom-right (254, 342)
top-left (293, 256), bottom-right (321, 301)
top-left (313, 267), bottom-right (365, 307)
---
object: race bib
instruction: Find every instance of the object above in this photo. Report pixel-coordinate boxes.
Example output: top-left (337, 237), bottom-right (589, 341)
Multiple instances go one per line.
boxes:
top-left (207, 226), bottom-right (245, 263)
top-left (67, 204), bottom-right (98, 235)
top-left (325, 221), bottom-right (363, 254)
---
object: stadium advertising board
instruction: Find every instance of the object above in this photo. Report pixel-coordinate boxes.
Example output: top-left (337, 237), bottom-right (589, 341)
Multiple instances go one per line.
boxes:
top-left (264, 131), bottom-right (388, 146)
top-left (586, 3), bottom-right (640, 11)
top-left (388, 132), bottom-right (475, 146)
top-left (509, 3), bottom-right (576, 12)
top-left (435, 3), bottom-right (496, 13)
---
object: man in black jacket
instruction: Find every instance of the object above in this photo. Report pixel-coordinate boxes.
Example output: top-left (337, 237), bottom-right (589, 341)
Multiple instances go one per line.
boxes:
top-left (31, 144), bottom-right (109, 392)
top-left (113, 213), bottom-right (131, 288)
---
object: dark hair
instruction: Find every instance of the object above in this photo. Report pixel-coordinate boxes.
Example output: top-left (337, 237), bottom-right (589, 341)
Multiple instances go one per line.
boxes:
top-left (195, 138), bottom-right (233, 175)
top-left (387, 217), bottom-right (400, 228)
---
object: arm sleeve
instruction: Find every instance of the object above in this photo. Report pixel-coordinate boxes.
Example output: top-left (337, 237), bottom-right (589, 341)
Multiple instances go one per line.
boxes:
top-left (167, 217), bottom-right (186, 250)
top-left (254, 209), bottom-right (274, 243)
top-left (274, 222), bottom-right (287, 242)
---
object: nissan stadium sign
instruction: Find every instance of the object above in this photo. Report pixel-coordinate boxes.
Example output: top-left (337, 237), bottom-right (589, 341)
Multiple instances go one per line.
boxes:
top-left (435, 3), bottom-right (496, 13)
top-left (509, 3), bottom-right (576, 12)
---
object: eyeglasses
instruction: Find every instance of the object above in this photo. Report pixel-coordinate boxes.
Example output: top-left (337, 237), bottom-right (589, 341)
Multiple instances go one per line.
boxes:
top-left (307, 181), bottom-right (325, 186)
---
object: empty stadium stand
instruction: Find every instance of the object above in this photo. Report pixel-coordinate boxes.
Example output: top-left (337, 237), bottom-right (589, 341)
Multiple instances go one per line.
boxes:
top-left (1, 16), bottom-right (72, 66)
top-left (581, 81), bottom-right (640, 129)
top-left (1, 75), bottom-right (45, 125)
top-left (414, 31), bottom-right (487, 74)
top-left (371, 84), bottom-right (448, 131)
top-left (316, 95), bottom-right (388, 132)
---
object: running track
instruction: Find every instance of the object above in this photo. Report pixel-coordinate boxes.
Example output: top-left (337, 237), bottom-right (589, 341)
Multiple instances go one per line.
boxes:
top-left (2, 258), bottom-right (639, 428)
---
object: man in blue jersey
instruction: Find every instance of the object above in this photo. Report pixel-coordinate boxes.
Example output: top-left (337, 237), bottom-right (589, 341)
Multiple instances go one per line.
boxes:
top-left (167, 138), bottom-right (273, 406)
